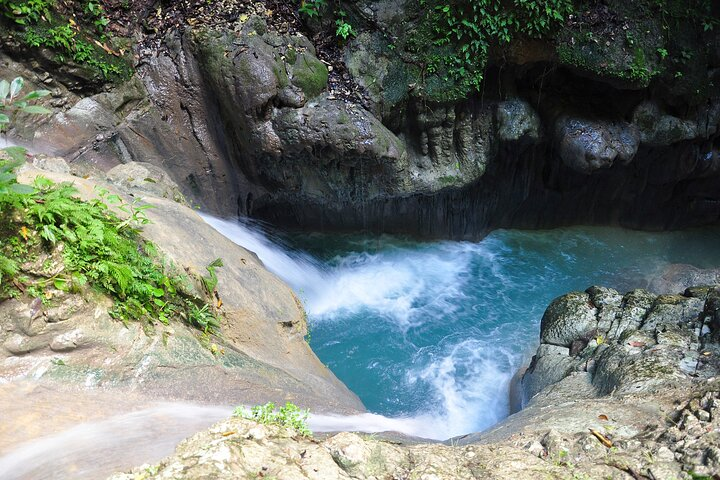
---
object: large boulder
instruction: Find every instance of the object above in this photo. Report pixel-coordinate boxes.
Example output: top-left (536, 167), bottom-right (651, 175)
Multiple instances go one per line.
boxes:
top-left (496, 99), bottom-right (541, 142)
top-left (107, 416), bottom-right (566, 480)
top-left (555, 116), bottom-right (640, 174)
top-left (5, 162), bottom-right (363, 414)
top-left (522, 285), bottom-right (716, 405)
top-left (632, 101), bottom-right (699, 146)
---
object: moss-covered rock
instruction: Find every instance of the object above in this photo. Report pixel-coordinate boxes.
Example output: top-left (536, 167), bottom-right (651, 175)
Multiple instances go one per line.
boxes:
top-left (290, 52), bottom-right (328, 99)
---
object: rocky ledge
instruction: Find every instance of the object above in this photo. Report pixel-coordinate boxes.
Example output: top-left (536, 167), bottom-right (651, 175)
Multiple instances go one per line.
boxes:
top-left (0, 158), bottom-right (362, 462)
top-left (108, 282), bottom-right (720, 480)
top-left (2, 0), bottom-right (718, 238)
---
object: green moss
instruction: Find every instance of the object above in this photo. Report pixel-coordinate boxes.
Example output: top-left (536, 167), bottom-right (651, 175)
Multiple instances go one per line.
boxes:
top-left (337, 111), bottom-right (351, 124)
top-left (291, 53), bottom-right (328, 99)
top-left (285, 47), bottom-right (297, 65)
top-left (439, 175), bottom-right (460, 186)
top-left (273, 60), bottom-right (290, 89)
top-left (1, 5), bottom-right (132, 83)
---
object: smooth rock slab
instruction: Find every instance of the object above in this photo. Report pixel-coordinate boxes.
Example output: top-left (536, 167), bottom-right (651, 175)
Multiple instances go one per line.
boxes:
top-left (50, 329), bottom-right (84, 352)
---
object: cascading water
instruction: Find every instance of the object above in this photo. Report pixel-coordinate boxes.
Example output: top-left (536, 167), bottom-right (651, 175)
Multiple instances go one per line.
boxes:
top-left (201, 215), bottom-right (720, 439)
top-left (3, 216), bottom-right (720, 480)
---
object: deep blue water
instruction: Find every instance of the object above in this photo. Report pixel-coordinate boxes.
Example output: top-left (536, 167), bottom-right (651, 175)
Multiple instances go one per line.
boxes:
top-left (203, 216), bottom-right (720, 439)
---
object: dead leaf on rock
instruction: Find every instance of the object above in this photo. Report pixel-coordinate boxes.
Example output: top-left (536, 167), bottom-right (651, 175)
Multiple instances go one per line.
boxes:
top-left (589, 428), bottom-right (613, 448)
top-left (598, 414), bottom-right (609, 421)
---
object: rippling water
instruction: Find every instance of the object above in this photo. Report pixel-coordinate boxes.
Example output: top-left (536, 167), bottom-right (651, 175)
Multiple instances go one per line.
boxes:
top-left (2, 218), bottom-right (719, 480)
top-left (203, 216), bottom-right (720, 439)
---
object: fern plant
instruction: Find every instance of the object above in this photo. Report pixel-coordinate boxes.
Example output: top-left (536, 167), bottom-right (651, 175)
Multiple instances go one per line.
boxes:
top-left (0, 76), bottom-right (221, 334)
top-left (233, 402), bottom-right (312, 437)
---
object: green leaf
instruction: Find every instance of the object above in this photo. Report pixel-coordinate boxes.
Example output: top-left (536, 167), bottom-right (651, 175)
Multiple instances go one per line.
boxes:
top-left (54, 278), bottom-right (69, 291)
top-left (0, 114), bottom-right (9, 124)
top-left (2, 146), bottom-right (27, 163)
top-left (10, 77), bottom-right (24, 99)
top-left (0, 81), bottom-right (9, 101)
top-left (21, 105), bottom-right (51, 115)
top-left (152, 287), bottom-right (165, 297)
top-left (20, 90), bottom-right (51, 101)
top-left (9, 183), bottom-right (35, 194)
top-left (41, 225), bottom-right (57, 244)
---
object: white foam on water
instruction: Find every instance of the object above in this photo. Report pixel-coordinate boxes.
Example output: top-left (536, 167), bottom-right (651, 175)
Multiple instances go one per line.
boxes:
top-left (200, 215), bottom-right (520, 439)
top-left (201, 215), bottom-right (488, 329)
top-left (407, 339), bottom-right (519, 437)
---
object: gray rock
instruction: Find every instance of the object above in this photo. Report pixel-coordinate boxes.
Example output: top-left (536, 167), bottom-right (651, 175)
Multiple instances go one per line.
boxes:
top-left (632, 100), bottom-right (698, 146)
top-left (521, 344), bottom-right (578, 402)
top-left (647, 264), bottom-right (720, 294)
top-left (30, 156), bottom-right (70, 174)
top-left (496, 99), bottom-right (541, 142)
top-left (555, 116), bottom-right (640, 173)
top-left (108, 416), bottom-right (567, 480)
top-left (50, 329), bottom-right (84, 352)
top-left (539, 292), bottom-right (598, 347)
top-left (3, 333), bottom-right (38, 355)
top-left (523, 283), bottom-right (711, 404)
top-left (107, 162), bottom-right (187, 204)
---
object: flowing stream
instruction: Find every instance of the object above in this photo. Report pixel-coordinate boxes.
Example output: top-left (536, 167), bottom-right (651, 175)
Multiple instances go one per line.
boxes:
top-left (202, 216), bottom-right (720, 439)
top-left (3, 217), bottom-right (720, 480)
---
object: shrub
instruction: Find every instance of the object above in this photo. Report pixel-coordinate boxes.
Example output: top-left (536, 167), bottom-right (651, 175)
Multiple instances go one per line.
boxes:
top-left (233, 402), bottom-right (312, 437)
top-left (0, 78), bottom-right (220, 333)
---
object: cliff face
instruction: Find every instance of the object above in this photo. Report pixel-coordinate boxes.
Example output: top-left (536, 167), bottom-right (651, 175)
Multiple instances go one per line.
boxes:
top-left (2, 0), bottom-right (718, 238)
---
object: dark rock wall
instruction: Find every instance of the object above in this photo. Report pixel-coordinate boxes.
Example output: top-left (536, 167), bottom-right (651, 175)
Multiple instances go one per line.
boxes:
top-left (3, 2), bottom-right (718, 239)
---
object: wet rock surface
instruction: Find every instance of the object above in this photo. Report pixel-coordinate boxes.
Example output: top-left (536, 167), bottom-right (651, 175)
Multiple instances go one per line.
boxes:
top-left (0, 162), bottom-right (363, 415)
top-left (108, 415), bottom-right (567, 480)
top-left (107, 382), bottom-right (720, 480)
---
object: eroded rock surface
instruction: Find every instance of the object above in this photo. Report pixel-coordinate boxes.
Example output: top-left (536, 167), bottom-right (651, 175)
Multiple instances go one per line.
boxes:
top-left (522, 285), bottom-right (718, 403)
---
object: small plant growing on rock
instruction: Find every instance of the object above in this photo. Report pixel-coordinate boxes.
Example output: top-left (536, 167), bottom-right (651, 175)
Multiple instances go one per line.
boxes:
top-left (233, 402), bottom-right (312, 437)
top-left (0, 77), bottom-right (222, 334)
top-left (335, 11), bottom-right (356, 40)
top-left (298, 0), bottom-right (326, 18)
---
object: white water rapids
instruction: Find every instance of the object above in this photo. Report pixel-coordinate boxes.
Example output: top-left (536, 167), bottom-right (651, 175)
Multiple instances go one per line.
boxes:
top-left (3, 214), bottom-right (720, 479)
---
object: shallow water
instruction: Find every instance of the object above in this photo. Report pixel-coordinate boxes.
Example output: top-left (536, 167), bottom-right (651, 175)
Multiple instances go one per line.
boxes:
top-left (203, 216), bottom-right (720, 439)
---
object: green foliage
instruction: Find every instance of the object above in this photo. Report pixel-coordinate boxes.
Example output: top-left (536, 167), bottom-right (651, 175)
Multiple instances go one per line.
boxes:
top-left (201, 257), bottom-right (223, 295)
top-left (0, 0), bottom-right (53, 25)
top-left (0, 166), bottom-right (223, 331)
top-left (22, 22), bottom-right (126, 79)
top-left (0, 0), bottom-right (130, 81)
top-left (298, 0), bottom-right (326, 18)
top-left (411, 0), bottom-right (573, 99)
top-left (0, 77), bottom-right (51, 129)
top-left (0, 77), bottom-right (220, 332)
top-left (233, 402), bottom-right (312, 437)
top-left (84, 2), bottom-right (110, 33)
top-left (335, 10), bottom-right (355, 40)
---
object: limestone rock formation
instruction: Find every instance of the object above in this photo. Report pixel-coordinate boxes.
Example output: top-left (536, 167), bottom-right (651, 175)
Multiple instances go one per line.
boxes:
top-left (1, 161), bottom-right (363, 413)
top-left (522, 285), bottom-right (718, 404)
top-left (555, 117), bottom-right (640, 174)
top-left (108, 416), bottom-right (567, 480)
